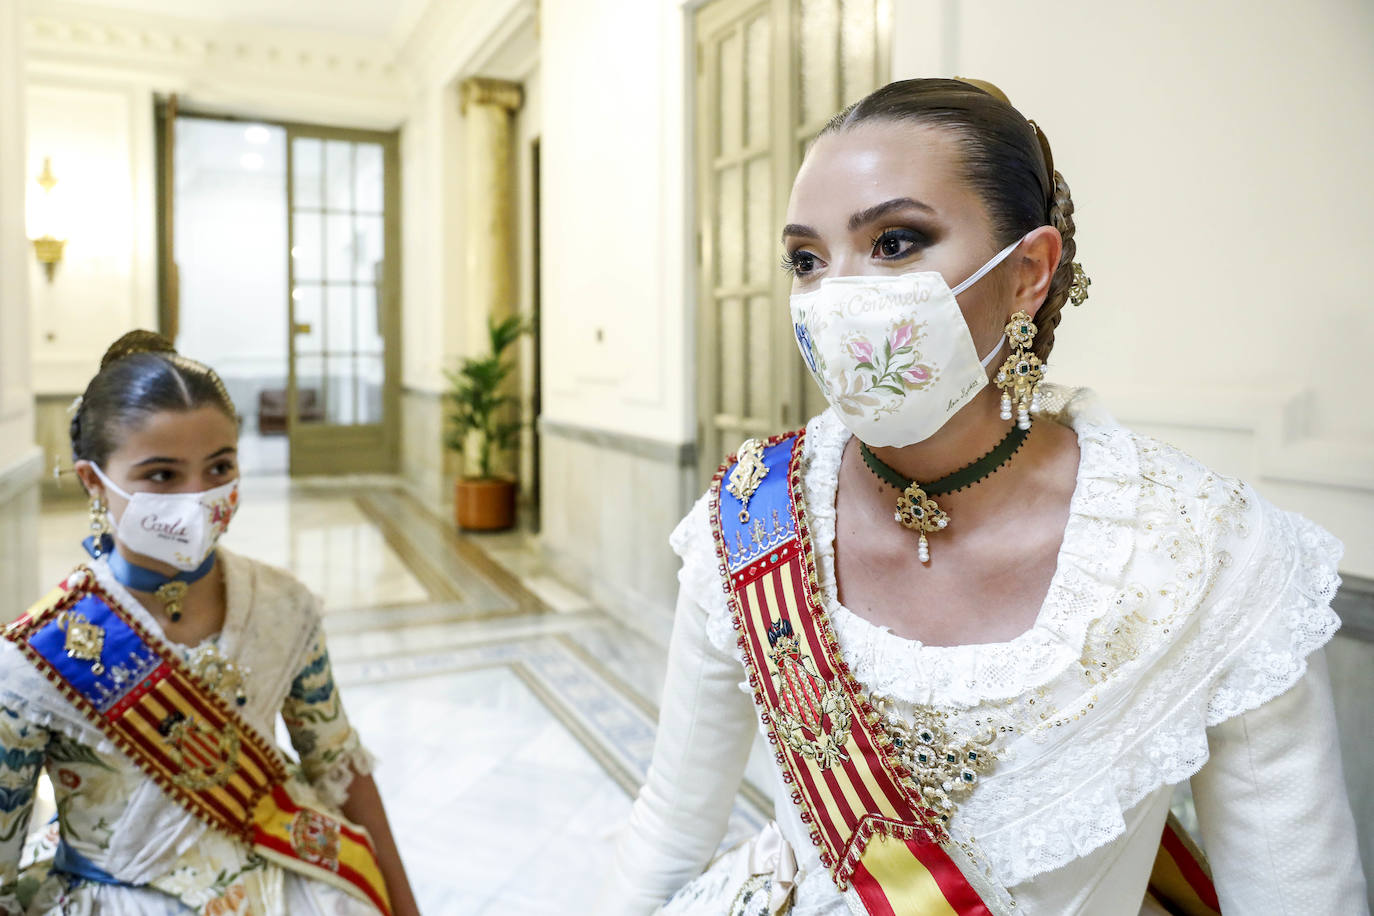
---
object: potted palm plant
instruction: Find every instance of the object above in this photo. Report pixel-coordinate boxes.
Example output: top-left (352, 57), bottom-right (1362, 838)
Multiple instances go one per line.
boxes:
top-left (444, 314), bottom-right (528, 530)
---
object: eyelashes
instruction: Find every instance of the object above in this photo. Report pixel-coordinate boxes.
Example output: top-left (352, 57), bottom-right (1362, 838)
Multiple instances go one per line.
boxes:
top-left (870, 227), bottom-right (929, 260)
top-left (780, 251), bottom-right (818, 278)
top-left (781, 227), bottom-right (933, 278)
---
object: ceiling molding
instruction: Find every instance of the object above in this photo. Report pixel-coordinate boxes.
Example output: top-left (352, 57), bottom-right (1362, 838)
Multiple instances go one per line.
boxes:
top-left (395, 0), bottom-right (537, 90)
top-left (22, 2), bottom-right (411, 125)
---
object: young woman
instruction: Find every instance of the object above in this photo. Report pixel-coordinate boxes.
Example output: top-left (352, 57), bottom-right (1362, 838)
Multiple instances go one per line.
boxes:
top-left (601, 79), bottom-right (1367, 914)
top-left (0, 331), bottom-right (420, 915)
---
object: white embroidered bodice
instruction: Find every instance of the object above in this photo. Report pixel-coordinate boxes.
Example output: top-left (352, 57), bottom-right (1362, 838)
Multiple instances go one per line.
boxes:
top-left (611, 386), bottom-right (1367, 915)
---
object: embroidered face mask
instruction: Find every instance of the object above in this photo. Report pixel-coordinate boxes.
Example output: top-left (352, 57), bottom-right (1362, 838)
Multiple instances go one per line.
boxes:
top-left (91, 464), bottom-right (240, 571)
top-left (789, 236), bottom-right (1023, 447)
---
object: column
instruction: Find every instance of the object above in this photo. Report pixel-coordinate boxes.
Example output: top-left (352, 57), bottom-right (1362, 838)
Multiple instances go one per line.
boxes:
top-left (459, 77), bottom-right (523, 346)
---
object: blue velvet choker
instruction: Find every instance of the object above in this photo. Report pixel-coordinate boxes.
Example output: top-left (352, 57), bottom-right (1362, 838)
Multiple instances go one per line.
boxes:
top-left (82, 534), bottom-right (217, 622)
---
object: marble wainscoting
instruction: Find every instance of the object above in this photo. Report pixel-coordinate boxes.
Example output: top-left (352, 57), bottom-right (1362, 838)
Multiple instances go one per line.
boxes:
top-left (0, 448), bottom-right (43, 616)
top-left (538, 419), bottom-right (698, 647)
top-left (401, 387), bottom-right (453, 512)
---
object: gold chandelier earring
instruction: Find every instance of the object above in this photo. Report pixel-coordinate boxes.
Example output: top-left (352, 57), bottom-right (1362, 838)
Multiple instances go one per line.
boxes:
top-left (89, 495), bottom-right (111, 557)
top-left (996, 311), bottom-right (1044, 431)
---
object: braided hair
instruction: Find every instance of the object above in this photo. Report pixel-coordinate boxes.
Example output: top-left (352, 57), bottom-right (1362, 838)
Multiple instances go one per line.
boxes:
top-left (70, 330), bottom-right (239, 468)
top-left (821, 78), bottom-right (1083, 363)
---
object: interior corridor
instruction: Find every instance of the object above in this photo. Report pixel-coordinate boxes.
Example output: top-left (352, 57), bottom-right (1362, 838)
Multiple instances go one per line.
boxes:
top-left (33, 481), bottom-right (770, 915)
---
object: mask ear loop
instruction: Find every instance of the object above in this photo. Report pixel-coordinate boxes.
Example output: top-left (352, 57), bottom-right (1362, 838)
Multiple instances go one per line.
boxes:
top-left (88, 463), bottom-right (134, 501)
top-left (950, 237), bottom-right (1024, 297)
top-left (951, 237), bottom-right (1024, 369)
top-left (979, 336), bottom-right (1006, 368)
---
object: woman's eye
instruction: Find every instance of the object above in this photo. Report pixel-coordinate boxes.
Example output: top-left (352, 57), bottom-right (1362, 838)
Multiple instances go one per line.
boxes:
top-left (211, 461), bottom-right (236, 476)
top-left (781, 250), bottom-right (823, 278)
top-left (870, 228), bottom-right (926, 261)
top-left (146, 470), bottom-right (174, 484)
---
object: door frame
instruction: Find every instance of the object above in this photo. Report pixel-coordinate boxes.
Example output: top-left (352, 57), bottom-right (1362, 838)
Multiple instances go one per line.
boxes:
top-left (284, 122), bottom-right (402, 476)
top-left (154, 106), bottom-right (403, 476)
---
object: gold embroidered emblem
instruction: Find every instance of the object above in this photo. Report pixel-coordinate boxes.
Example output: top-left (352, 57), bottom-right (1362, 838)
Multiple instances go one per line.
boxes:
top-left (59, 611), bottom-right (106, 675)
top-left (727, 438), bottom-right (769, 523)
top-left (767, 619), bottom-right (851, 770)
top-left (290, 809), bottom-right (342, 871)
top-left (876, 699), bottom-right (999, 839)
top-left (159, 712), bottom-right (241, 790)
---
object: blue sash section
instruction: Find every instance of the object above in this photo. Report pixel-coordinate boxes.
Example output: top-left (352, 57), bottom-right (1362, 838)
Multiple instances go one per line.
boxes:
top-left (718, 436), bottom-right (799, 574)
top-left (53, 841), bottom-right (124, 886)
top-left (24, 591), bottom-right (161, 716)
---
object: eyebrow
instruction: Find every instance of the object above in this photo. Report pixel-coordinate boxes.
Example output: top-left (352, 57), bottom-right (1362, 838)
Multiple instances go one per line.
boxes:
top-left (781, 197), bottom-right (937, 244)
top-left (129, 446), bottom-right (236, 469)
top-left (781, 223), bottom-right (820, 244)
top-left (131, 455), bottom-right (184, 467)
top-left (847, 197), bottom-right (935, 232)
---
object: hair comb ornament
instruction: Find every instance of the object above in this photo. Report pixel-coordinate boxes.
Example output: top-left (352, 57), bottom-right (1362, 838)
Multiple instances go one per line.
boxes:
top-left (1026, 119), bottom-right (1056, 183)
top-left (1068, 262), bottom-right (1091, 307)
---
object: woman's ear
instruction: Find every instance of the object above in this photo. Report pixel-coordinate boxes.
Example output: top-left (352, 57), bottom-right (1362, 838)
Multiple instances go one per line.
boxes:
top-left (74, 460), bottom-right (102, 499)
top-left (1010, 225), bottom-right (1062, 320)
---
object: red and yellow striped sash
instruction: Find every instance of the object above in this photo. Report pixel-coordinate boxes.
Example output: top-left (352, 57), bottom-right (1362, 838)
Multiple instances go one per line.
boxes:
top-left (711, 432), bottom-right (1005, 915)
top-left (5, 568), bottom-right (392, 915)
top-left (711, 431), bottom-right (1221, 915)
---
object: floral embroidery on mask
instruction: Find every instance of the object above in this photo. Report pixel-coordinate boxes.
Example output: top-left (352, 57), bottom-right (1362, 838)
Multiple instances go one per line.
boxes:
top-left (206, 487), bottom-right (239, 538)
top-left (827, 320), bottom-right (939, 417)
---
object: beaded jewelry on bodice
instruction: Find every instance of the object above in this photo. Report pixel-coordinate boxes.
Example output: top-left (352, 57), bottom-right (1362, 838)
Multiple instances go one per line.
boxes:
top-left (873, 698), bottom-right (1002, 840)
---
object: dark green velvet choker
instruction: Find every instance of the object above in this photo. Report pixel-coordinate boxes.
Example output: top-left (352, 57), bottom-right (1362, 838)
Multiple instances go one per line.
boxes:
top-left (857, 425), bottom-right (1029, 563)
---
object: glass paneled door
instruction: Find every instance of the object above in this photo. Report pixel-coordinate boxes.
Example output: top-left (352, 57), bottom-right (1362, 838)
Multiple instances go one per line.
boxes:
top-left (286, 126), bottom-right (399, 474)
top-left (694, 0), bottom-right (890, 485)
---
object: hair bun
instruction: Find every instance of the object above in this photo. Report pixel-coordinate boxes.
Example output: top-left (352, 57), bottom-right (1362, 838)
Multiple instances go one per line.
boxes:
top-left (100, 329), bottom-right (177, 371)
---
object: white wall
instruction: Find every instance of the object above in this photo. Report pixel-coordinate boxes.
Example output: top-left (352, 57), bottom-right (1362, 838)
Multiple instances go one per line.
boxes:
top-left (891, 0), bottom-right (1374, 574)
top-left (539, 0), bottom-right (692, 444)
top-left (0, 0), bottom-right (42, 619)
top-left (1, 0), bottom-right (35, 460)
top-left (25, 79), bottom-right (157, 393)
top-left (21, 2), bottom-right (411, 396)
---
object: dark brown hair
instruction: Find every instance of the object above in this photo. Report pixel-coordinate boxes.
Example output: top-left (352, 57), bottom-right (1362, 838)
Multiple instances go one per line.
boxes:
top-left (821, 78), bottom-right (1078, 361)
top-left (71, 330), bottom-right (239, 467)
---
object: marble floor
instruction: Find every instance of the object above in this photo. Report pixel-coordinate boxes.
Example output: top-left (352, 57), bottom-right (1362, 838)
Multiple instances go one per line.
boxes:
top-left (33, 477), bottom-right (769, 915)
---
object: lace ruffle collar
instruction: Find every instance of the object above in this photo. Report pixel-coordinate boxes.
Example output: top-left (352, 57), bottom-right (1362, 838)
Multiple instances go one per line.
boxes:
top-left (805, 385), bottom-right (1140, 707)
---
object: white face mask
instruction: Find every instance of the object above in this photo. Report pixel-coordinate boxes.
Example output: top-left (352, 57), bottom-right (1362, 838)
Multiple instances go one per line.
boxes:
top-left (91, 464), bottom-right (240, 571)
top-left (789, 237), bottom-right (1023, 447)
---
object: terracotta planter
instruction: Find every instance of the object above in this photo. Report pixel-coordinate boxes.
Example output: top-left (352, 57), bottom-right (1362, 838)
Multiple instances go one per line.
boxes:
top-left (455, 477), bottom-right (518, 531)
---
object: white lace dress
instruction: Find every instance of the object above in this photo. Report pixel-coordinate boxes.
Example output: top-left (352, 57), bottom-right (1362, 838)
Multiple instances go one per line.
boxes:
top-left (599, 387), bottom-right (1368, 915)
top-left (0, 549), bottom-right (380, 915)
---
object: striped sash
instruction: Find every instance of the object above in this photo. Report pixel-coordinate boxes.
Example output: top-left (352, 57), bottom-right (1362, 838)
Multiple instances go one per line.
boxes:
top-left (4, 567), bottom-right (392, 915)
top-left (710, 431), bottom-right (1222, 915)
top-left (711, 432), bottom-right (1012, 915)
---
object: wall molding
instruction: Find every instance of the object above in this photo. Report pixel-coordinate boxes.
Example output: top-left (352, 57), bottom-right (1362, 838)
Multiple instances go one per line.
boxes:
top-left (1104, 384), bottom-right (1374, 493)
top-left (23, 2), bottom-right (409, 127)
top-left (538, 417), bottom-right (695, 467)
top-left (395, 0), bottom-right (535, 90)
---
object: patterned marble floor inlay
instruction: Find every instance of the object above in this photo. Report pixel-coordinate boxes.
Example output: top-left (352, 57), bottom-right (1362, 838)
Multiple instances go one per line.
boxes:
top-left (33, 477), bottom-right (770, 914)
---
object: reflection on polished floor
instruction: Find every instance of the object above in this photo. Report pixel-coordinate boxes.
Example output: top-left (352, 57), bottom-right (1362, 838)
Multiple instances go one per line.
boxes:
top-left (35, 478), bottom-right (767, 915)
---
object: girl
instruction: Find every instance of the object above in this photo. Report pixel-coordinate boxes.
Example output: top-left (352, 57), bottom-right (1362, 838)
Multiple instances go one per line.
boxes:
top-left (0, 331), bottom-right (420, 915)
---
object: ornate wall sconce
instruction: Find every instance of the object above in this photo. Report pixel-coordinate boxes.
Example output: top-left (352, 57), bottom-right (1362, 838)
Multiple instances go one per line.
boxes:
top-left (28, 157), bottom-right (68, 283)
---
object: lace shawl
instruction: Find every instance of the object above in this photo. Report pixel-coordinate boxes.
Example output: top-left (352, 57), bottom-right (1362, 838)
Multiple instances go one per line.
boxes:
top-left (670, 385), bottom-right (1342, 885)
